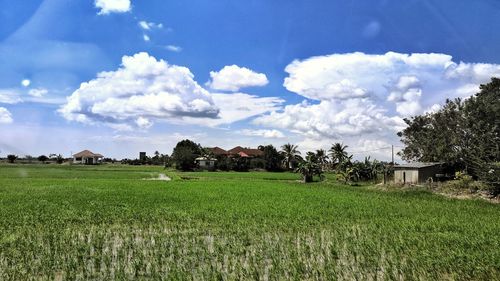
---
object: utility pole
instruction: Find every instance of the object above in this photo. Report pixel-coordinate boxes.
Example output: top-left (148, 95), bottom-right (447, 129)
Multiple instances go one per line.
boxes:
top-left (391, 145), bottom-right (394, 165)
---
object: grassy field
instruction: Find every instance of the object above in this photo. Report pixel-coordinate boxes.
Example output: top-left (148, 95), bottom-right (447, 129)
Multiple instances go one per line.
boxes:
top-left (0, 164), bottom-right (499, 280)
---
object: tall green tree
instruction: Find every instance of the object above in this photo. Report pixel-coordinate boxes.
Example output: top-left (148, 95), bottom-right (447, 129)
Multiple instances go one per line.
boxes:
top-left (315, 149), bottom-right (329, 169)
top-left (295, 152), bottom-right (324, 183)
top-left (280, 143), bottom-right (301, 170)
top-left (259, 144), bottom-right (283, 172)
top-left (172, 139), bottom-right (202, 171)
top-left (329, 143), bottom-right (349, 168)
top-left (398, 77), bottom-right (500, 194)
top-left (7, 154), bottom-right (17, 163)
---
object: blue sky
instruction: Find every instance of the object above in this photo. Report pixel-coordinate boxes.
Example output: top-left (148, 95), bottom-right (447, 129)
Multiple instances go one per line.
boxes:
top-left (1, 0), bottom-right (500, 160)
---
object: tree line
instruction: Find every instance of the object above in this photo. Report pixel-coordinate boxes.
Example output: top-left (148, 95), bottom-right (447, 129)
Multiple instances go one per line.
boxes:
top-left (169, 139), bottom-right (388, 183)
top-left (398, 77), bottom-right (499, 195)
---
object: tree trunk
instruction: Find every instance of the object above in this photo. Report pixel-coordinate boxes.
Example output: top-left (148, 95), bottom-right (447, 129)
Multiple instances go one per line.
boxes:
top-left (303, 174), bottom-right (313, 183)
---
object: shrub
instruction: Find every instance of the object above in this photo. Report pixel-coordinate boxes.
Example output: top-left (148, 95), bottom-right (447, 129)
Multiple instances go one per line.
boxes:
top-left (7, 154), bottom-right (17, 163)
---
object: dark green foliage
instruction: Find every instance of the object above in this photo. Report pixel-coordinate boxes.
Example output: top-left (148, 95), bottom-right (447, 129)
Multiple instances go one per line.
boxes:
top-left (249, 157), bottom-right (266, 170)
top-left (258, 144), bottom-right (284, 172)
top-left (214, 155), bottom-right (231, 171)
top-left (6, 154), bottom-right (17, 163)
top-left (280, 143), bottom-right (302, 170)
top-left (172, 139), bottom-right (202, 171)
top-left (398, 78), bottom-right (500, 194)
top-left (315, 149), bottom-right (329, 169)
top-left (295, 151), bottom-right (324, 182)
top-left (37, 155), bottom-right (48, 162)
top-left (230, 154), bottom-right (250, 172)
top-left (329, 143), bottom-right (349, 169)
top-left (54, 154), bottom-right (64, 164)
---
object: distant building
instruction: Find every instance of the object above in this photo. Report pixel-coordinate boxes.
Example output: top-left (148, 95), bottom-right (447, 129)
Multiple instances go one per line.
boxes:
top-left (394, 162), bottom-right (444, 184)
top-left (227, 146), bottom-right (264, 157)
top-left (73, 150), bottom-right (103, 165)
top-left (206, 146), bottom-right (263, 158)
top-left (206, 147), bottom-right (230, 156)
top-left (195, 157), bottom-right (217, 170)
top-left (139, 152), bottom-right (147, 161)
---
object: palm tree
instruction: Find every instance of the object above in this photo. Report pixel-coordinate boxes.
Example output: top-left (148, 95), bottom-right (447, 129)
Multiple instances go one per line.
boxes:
top-left (329, 143), bottom-right (349, 168)
top-left (315, 149), bottom-right (329, 169)
top-left (281, 143), bottom-right (301, 170)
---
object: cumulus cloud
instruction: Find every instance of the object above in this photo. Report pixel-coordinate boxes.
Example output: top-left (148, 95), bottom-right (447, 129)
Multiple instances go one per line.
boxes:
top-left (207, 65), bottom-right (269, 92)
top-left (239, 129), bottom-right (285, 139)
top-left (143, 34), bottom-right (150, 42)
top-left (59, 52), bottom-right (219, 129)
top-left (60, 52), bottom-right (281, 130)
top-left (283, 52), bottom-right (500, 114)
top-left (0, 107), bottom-right (13, 124)
top-left (95, 0), bottom-right (131, 15)
top-left (386, 75), bottom-right (422, 115)
top-left (256, 51), bottom-right (500, 159)
top-left (254, 99), bottom-right (405, 139)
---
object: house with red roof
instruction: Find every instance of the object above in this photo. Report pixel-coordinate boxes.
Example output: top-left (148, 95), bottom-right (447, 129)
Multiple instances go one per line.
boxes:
top-left (207, 146), bottom-right (263, 158)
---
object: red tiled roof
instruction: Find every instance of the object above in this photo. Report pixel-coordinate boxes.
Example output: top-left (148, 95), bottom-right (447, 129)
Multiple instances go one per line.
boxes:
top-left (207, 147), bottom-right (229, 155)
top-left (228, 146), bottom-right (263, 157)
top-left (227, 146), bottom-right (244, 154)
top-left (238, 151), bottom-right (249, 157)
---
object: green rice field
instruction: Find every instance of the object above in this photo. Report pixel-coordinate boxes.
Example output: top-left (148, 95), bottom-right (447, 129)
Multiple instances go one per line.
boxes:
top-left (0, 164), bottom-right (499, 280)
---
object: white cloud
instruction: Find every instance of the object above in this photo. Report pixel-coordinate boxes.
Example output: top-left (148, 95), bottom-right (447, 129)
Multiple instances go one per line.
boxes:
top-left (0, 107), bottom-right (13, 124)
top-left (282, 52), bottom-right (500, 113)
top-left (386, 75), bottom-right (422, 115)
top-left (183, 93), bottom-right (284, 127)
top-left (256, 51), bottom-right (500, 160)
top-left (143, 34), bottom-right (150, 42)
top-left (138, 21), bottom-right (163, 30)
top-left (424, 104), bottom-right (442, 114)
top-left (59, 52), bottom-right (281, 131)
top-left (59, 52), bottom-right (219, 129)
top-left (21, 79), bottom-right (31, 87)
top-left (95, 0), bottom-right (131, 15)
top-left (0, 89), bottom-right (23, 104)
top-left (165, 45), bottom-right (182, 52)
top-left (207, 65), bottom-right (269, 92)
top-left (28, 88), bottom-right (48, 97)
top-left (239, 129), bottom-right (285, 139)
top-left (254, 99), bottom-right (405, 139)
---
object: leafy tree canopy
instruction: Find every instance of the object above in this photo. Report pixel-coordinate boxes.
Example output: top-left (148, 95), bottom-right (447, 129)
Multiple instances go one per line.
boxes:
top-left (172, 139), bottom-right (202, 171)
top-left (398, 77), bottom-right (500, 192)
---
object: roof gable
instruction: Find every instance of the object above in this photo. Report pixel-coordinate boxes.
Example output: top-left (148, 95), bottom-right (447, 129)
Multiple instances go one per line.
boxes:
top-left (73, 150), bottom-right (103, 158)
top-left (208, 147), bottom-right (229, 155)
top-left (228, 146), bottom-right (263, 157)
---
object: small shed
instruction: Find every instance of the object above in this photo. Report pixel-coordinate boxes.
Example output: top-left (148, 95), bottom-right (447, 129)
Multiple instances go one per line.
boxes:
top-left (73, 150), bottom-right (103, 165)
top-left (394, 162), bottom-right (444, 185)
top-left (195, 157), bottom-right (217, 170)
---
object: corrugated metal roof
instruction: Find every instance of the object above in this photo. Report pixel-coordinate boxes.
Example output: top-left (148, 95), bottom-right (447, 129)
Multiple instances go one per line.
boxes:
top-left (394, 162), bottom-right (443, 169)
